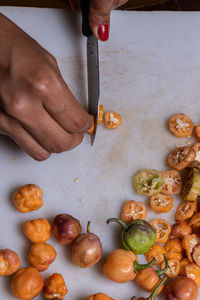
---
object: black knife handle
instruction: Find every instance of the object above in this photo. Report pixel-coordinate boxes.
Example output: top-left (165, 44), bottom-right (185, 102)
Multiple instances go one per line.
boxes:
top-left (81, 0), bottom-right (93, 37)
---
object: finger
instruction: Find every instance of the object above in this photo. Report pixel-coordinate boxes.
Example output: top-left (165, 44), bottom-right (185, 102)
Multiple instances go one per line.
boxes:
top-left (21, 102), bottom-right (85, 153)
top-left (42, 79), bottom-right (93, 134)
top-left (69, 0), bottom-right (80, 12)
top-left (0, 110), bottom-right (51, 161)
top-left (89, 0), bottom-right (112, 41)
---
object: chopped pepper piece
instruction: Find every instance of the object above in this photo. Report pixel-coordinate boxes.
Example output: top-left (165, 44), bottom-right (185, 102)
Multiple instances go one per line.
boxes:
top-left (104, 112), bottom-right (121, 129)
top-left (175, 201), bottom-right (195, 222)
top-left (182, 166), bottom-right (200, 201)
top-left (149, 193), bottom-right (173, 213)
top-left (97, 105), bottom-right (104, 125)
top-left (182, 234), bottom-right (200, 262)
top-left (168, 146), bottom-right (195, 171)
top-left (145, 244), bottom-right (166, 265)
top-left (192, 245), bottom-right (200, 267)
top-left (133, 169), bottom-right (163, 196)
top-left (165, 238), bottom-right (184, 261)
top-left (120, 200), bottom-right (147, 223)
top-left (193, 143), bottom-right (200, 162)
top-left (179, 258), bottom-right (190, 275)
top-left (169, 113), bottom-right (194, 137)
top-left (162, 170), bottom-right (182, 195)
top-left (161, 258), bottom-right (180, 278)
top-left (185, 263), bottom-right (200, 287)
top-left (150, 219), bottom-right (171, 243)
top-left (194, 125), bottom-right (200, 142)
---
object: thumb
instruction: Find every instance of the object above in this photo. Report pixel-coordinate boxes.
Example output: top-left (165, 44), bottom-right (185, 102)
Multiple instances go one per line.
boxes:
top-left (89, 0), bottom-right (113, 41)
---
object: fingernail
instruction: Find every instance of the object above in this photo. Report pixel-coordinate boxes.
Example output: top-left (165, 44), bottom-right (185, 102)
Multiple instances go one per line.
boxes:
top-left (98, 24), bottom-right (109, 41)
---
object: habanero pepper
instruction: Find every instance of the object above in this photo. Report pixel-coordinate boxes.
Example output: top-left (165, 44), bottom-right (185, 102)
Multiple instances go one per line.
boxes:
top-left (106, 218), bottom-right (156, 255)
top-left (103, 249), bottom-right (155, 283)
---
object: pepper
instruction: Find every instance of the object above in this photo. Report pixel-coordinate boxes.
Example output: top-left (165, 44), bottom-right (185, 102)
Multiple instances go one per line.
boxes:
top-left (107, 218), bottom-right (156, 255)
top-left (145, 244), bottom-right (166, 265)
top-left (133, 169), bottom-right (163, 196)
top-left (131, 276), bottom-right (167, 300)
top-left (87, 293), bottom-right (114, 300)
top-left (179, 258), bottom-right (189, 275)
top-left (150, 219), bottom-right (171, 243)
top-left (149, 193), bottom-right (173, 213)
top-left (165, 238), bottom-right (184, 261)
top-left (121, 200), bottom-right (147, 223)
top-left (182, 165), bottom-right (200, 201)
top-left (185, 263), bottom-right (200, 287)
top-left (182, 234), bottom-right (200, 262)
top-left (164, 276), bottom-right (198, 300)
top-left (161, 258), bottom-right (180, 278)
top-left (175, 201), bottom-right (195, 222)
top-left (135, 254), bottom-right (168, 293)
top-left (103, 249), bottom-right (155, 283)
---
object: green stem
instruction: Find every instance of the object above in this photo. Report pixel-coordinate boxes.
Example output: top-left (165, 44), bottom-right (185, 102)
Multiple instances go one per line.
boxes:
top-left (106, 218), bottom-right (129, 230)
top-left (87, 221), bottom-right (91, 233)
top-left (134, 257), bottom-right (156, 272)
top-left (130, 298), bottom-right (137, 300)
top-left (149, 276), bottom-right (167, 300)
top-left (156, 254), bottom-right (168, 277)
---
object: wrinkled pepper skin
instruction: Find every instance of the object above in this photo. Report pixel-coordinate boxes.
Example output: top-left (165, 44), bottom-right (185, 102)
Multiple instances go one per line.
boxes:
top-left (107, 218), bottom-right (156, 255)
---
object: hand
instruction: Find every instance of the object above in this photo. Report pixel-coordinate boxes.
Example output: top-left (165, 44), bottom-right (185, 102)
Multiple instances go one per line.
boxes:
top-left (70, 0), bottom-right (128, 41)
top-left (0, 13), bottom-right (93, 161)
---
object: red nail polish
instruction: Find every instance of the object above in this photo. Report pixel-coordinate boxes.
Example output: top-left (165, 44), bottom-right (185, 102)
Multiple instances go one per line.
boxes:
top-left (98, 24), bottom-right (109, 41)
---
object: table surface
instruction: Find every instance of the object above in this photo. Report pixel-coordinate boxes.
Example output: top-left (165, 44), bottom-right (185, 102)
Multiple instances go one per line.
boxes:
top-left (1, 7), bottom-right (200, 300)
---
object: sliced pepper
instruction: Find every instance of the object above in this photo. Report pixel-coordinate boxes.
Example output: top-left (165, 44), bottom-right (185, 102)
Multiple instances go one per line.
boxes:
top-left (165, 238), bottom-right (184, 261)
top-left (120, 200), bottom-right (147, 223)
top-left (161, 258), bottom-right (180, 278)
top-left (150, 219), bottom-right (171, 243)
top-left (179, 258), bottom-right (190, 275)
top-left (169, 113), bottom-right (194, 137)
top-left (189, 212), bottom-right (200, 226)
top-left (168, 146), bottom-right (196, 171)
top-left (175, 201), bottom-right (195, 222)
top-left (104, 112), bottom-right (121, 129)
top-left (185, 263), bottom-right (200, 287)
top-left (193, 143), bottom-right (200, 162)
top-left (182, 166), bottom-right (200, 201)
top-left (149, 193), bottom-right (173, 213)
top-left (133, 169), bottom-right (163, 196)
top-left (162, 170), bottom-right (182, 195)
top-left (97, 105), bottom-right (104, 125)
top-left (182, 234), bottom-right (200, 262)
top-left (145, 244), bottom-right (166, 265)
top-left (192, 245), bottom-right (200, 267)
top-left (194, 125), bottom-right (200, 142)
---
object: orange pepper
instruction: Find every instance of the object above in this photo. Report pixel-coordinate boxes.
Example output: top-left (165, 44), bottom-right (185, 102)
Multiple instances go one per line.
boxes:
top-left (103, 249), bottom-right (155, 283)
top-left (87, 293), bottom-right (114, 300)
top-left (175, 201), bottom-right (195, 222)
top-left (193, 143), bottom-right (200, 162)
top-left (97, 105), bottom-right (104, 125)
top-left (192, 245), bottom-right (200, 267)
top-left (185, 263), bottom-right (200, 287)
top-left (87, 115), bottom-right (95, 135)
top-left (165, 238), bottom-right (184, 261)
top-left (44, 273), bottom-right (68, 299)
top-left (162, 170), bottom-right (182, 195)
top-left (161, 259), bottom-right (180, 278)
top-left (145, 244), bottom-right (166, 265)
top-left (192, 222), bottom-right (200, 235)
top-left (182, 234), bottom-right (200, 262)
top-left (150, 219), bottom-right (171, 243)
top-left (189, 212), bottom-right (200, 226)
top-left (104, 112), bottom-right (121, 129)
top-left (120, 200), bottom-right (147, 223)
top-left (179, 258), bottom-right (190, 275)
top-left (149, 193), bottom-right (173, 213)
top-left (0, 249), bottom-right (20, 276)
top-left (168, 146), bottom-right (196, 171)
top-left (170, 221), bottom-right (192, 240)
top-left (194, 125), bottom-right (200, 142)
top-left (169, 113), bottom-right (194, 138)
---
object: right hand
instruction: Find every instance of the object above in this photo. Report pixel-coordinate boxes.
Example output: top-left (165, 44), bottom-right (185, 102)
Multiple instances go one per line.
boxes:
top-left (0, 13), bottom-right (93, 161)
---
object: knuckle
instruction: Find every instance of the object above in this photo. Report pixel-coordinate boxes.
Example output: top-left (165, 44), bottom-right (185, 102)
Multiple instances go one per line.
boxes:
top-left (52, 138), bottom-right (72, 154)
top-left (71, 115), bottom-right (88, 132)
top-left (6, 95), bottom-right (28, 118)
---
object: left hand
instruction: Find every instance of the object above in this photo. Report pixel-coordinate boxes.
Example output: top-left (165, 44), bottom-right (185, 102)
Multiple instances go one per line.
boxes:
top-left (69, 0), bottom-right (128, 41)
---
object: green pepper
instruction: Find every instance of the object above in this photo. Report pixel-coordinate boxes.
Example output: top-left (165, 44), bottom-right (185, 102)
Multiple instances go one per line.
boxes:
top-left (183, 164), bottom-right (200, 201)
top-left (133, 169), bottom-right (163, 196)
top-left (107, 218), bottom-right (156, 255)
top-left (130, 275), bottom-right (168, 300)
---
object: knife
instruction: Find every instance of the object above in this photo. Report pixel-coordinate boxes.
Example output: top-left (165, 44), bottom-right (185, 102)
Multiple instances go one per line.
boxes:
top-left (81, 0), bottom-right (100, 146)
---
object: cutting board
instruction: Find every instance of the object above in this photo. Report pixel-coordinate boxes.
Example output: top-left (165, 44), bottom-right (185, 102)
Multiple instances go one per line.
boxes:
top-left (1, 7), bottom-right (200, 300)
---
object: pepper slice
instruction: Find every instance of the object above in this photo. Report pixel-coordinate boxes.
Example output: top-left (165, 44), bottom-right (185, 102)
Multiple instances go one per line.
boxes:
top-left (182, 167), bottom-right (200, 201)
top-left (185, 263), bottom-right (200, 287)
top-left (150, 219), bottom-right (171, 243)
top-left (168, 146), bottom-right (196, 171)
top-left (193, 143), bottom-right (200, 162)
top-left (145, 244), bottom-right (166, 265)
top-left (104, 112), bottom-right (121, 129)
top-left (120, 200), bottom-right (147, 223)
top-left (169, 113), bottom-right (194, 137)
top-left (133, 169), bottom-right (163, 196)
top-left (182, 234), bottom-right (200, 262)
top-left (97, 105), bottom-right (104, 125)
top-left (194, 125), bottom-right (200, 142)
top-left (161, 258), bottom-right (180, 278)
top-left (162, 170), bottom-right (182, 195)
top-left (179, 258), bottom-right (190, 275)
top-left (189, 212), bottom-right (200, 226)
top-left (192, 245), bottom-right (200, 267)
top-left (175, 201), bottom-right (195, 222)
top-left (165, 238), bottom-right (184, 261)
top-left (149, 193), bottom-right (173, 213)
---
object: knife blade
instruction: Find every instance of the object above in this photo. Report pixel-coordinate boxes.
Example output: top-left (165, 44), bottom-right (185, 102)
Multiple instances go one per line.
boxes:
top-left (81, 0), bottom-right (100, 146)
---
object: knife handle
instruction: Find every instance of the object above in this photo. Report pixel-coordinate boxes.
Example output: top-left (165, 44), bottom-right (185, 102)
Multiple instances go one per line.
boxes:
top-left (81, 0), bottom-right (93, 37)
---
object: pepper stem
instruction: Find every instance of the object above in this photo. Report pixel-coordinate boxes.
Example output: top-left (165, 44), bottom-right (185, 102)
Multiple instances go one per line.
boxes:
top-left (134, 257), bottom-right (156, 272)
top-left (156, 254), bottom-right (168, 277)
top-left (149, 276), bottom-right (167, 300)
top-left (87, 221), bottom-right (91, 233)
top-left (106, 218), bottom-right (129, 230)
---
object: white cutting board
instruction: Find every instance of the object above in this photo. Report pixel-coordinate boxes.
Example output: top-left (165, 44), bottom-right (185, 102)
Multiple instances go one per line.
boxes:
top-left (1, 7), bottom-right (200, 300)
